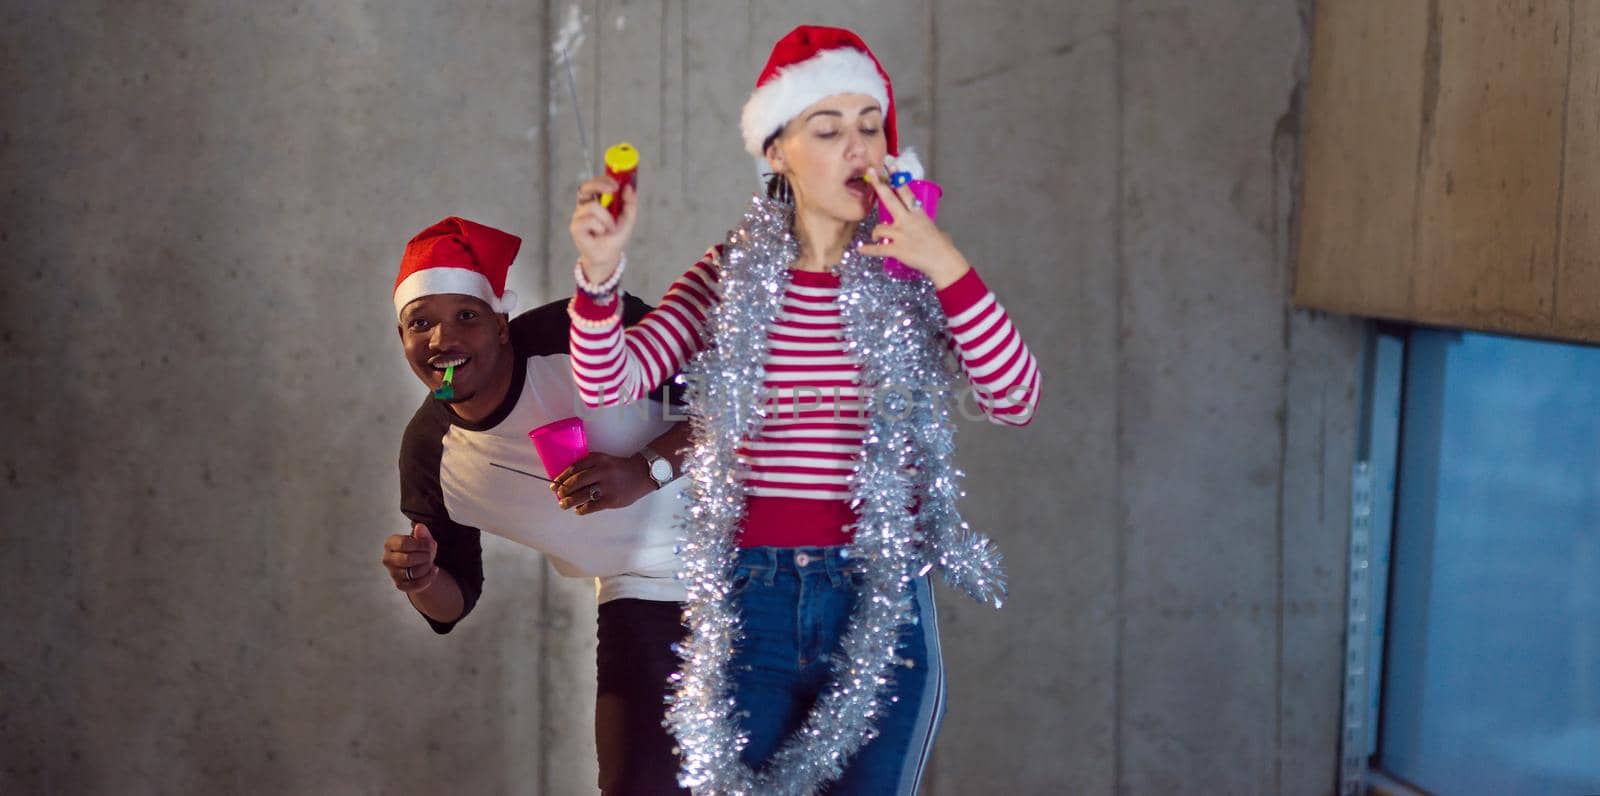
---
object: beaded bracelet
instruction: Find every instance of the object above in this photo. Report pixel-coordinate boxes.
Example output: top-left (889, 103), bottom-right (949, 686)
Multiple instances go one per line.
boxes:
top-left (576, 253), bottom-right (626, 300)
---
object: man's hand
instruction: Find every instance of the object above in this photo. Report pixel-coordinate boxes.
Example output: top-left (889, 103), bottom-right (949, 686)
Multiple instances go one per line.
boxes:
top-left (551, 452), bottom-right (656, 516)
top-left (381, 523), bottom-right (440, 593)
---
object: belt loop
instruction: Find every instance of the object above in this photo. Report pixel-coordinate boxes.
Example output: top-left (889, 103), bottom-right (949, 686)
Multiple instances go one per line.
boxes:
top-left (759, 546), bottom-right (778, 585)
top-left (824, 547), bottom-right (846, 588)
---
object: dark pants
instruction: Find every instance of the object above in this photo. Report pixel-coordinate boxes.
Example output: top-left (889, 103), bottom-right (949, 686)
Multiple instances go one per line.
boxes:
top-left (595, 598), bottom-right (690, 795)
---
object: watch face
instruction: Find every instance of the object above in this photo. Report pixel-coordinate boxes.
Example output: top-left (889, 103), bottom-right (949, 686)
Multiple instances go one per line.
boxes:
top-left (649, 457), bottom-right (673, 482)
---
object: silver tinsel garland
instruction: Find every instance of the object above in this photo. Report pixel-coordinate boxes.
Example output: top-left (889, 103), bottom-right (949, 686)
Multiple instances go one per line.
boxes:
top-left (666, 195), bottom-right (1007, 794)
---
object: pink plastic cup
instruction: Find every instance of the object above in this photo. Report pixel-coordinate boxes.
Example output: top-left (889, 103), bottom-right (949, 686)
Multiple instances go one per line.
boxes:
top-left (528, 417), bottom-right (589, 479)
top-left (876, 178), bottom-right (944, 280)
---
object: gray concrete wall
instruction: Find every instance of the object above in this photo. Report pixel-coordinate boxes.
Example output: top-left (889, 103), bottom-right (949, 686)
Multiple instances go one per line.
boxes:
top-left (1, 1), bottom-right (1361, 793)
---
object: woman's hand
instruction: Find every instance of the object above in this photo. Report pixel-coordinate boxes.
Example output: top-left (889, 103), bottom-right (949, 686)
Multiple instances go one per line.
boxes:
top-left (568, 175), bottom-right (638, 286)
top-left (381, 523), bottom-right (440, 594)
top-left (550, 452), bottom-right (656, 516)
top-left (856, 168), bottom-right (972, 289)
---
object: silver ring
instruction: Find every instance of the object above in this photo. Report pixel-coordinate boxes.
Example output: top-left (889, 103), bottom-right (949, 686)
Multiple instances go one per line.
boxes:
top-left (404, 566), bottom-right (413, 581)
top-left (588, 486), bottom-right (602, 503)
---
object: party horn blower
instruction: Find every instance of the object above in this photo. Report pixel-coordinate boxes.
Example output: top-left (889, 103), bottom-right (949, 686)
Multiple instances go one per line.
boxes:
top-left (433, 364), bottom-right (455, 400)
top-left (875, 177), bottom-right (945, 280)
top-left (599, 142), bottom-right (639, 219)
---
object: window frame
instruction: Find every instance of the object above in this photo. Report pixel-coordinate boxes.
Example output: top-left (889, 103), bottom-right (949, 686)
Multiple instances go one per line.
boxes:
top-left (1339, 321), bottom-right (1600, 794)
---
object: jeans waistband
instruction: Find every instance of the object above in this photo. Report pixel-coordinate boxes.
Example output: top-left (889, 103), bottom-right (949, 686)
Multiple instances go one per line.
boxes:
top-left (733, 545), bottom-right (859, 584)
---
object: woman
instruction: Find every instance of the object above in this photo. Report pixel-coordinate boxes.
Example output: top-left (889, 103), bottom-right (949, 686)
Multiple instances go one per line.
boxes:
top-left (566, 25), bottom-right (1040, 794)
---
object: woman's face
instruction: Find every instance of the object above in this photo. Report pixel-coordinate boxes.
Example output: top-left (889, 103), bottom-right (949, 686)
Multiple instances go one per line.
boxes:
top-left (766, 93), bottom-right (887, 223)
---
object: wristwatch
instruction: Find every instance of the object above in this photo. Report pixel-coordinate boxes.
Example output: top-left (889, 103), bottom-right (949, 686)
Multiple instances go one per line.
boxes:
top-left (639, 445), bottom-right (675, 489)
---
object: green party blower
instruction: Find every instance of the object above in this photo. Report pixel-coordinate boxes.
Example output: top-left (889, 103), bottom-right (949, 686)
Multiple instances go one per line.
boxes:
top-left (433, 364), bottom-right (455, 400)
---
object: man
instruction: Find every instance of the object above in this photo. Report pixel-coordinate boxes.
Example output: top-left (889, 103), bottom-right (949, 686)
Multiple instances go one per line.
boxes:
top-left (379, 216), bottom-right (689, 795)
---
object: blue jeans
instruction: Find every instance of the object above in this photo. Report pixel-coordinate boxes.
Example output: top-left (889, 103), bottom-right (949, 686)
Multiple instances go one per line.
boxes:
top-left (728, 546), bottom-right (946, 795)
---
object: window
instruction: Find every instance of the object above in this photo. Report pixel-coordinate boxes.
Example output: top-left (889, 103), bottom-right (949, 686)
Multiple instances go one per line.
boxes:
top-left (1345, 327), bottom-right (1600, 795)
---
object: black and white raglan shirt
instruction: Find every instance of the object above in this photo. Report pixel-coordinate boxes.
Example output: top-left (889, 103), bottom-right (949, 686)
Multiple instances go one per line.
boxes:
top-left (399, 296), bottom-right (687, 634)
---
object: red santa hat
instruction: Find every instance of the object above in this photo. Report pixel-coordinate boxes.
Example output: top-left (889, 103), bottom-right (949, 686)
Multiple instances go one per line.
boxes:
top-left (741, 25), bottom-right (898, 159)
top-left (393, 216), bottom-right (520, 319)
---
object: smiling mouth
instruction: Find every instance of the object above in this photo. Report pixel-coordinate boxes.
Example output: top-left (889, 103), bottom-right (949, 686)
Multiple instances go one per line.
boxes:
top-left (430, 355), bottom-right (469, 372)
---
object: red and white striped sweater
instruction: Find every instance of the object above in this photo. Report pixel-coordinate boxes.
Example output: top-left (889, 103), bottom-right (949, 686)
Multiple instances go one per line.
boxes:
top-left (570, 247), bottom-right (1040, 547)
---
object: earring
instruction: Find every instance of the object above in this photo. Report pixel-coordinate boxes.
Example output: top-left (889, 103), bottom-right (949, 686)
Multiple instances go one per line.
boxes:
top-left (766, 173), bottom-right (794, 205)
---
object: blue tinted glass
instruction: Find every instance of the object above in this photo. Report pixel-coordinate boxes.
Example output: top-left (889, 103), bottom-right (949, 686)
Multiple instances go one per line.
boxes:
top-left (1379, 329), bottom-right (1600, 795)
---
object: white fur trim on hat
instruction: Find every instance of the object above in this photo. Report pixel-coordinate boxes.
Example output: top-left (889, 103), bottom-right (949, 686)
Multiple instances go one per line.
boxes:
top-left (741, 47), bottom-right (890, 158)
top-left (394, 267), bottom-right (517, 318)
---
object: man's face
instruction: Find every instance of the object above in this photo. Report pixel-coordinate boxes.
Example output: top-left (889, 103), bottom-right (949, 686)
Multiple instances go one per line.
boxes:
top-left (397, 293), bottom-right (510, 405)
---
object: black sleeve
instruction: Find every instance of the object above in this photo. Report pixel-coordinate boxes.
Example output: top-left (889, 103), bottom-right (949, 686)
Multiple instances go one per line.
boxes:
top-left (507, 298), bottom-right (574, 357)
top-left (509, 294), bottom-right (687, 407)
top-left (399, 400), bottom-right (484, 634)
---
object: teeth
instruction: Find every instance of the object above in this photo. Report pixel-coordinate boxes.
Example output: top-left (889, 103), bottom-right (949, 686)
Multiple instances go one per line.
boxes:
top-left (434, 357), bottom-right (467, 369)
